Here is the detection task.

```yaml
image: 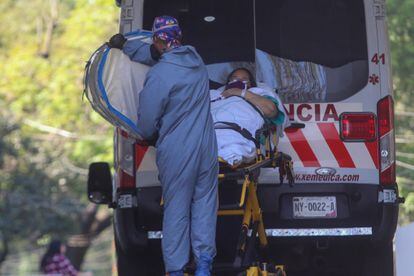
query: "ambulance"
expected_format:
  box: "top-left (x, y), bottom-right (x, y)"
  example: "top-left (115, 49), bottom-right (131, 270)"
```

top-left (87, 0), bottom-right (402, 275)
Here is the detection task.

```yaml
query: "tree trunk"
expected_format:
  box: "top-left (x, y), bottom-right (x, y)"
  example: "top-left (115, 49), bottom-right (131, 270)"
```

top-left (66, 204), bottom-right (112, 270)
top-left (0, 233), bottom-right (9, 269)
top-left (38, 0), bottom-right (58, 58)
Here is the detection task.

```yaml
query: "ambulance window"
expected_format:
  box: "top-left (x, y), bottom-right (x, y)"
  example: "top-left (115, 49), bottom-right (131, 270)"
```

top-left (255, 0), bottom-right (368, 103)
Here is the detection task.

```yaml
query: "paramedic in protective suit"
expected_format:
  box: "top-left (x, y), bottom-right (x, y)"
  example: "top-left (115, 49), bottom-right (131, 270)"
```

top-left (108, 16), bottom-right (218, 276)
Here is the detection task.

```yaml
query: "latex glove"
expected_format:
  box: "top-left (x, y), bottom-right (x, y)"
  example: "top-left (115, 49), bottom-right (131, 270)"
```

top-left (108, 33), bottom-right (127, 49)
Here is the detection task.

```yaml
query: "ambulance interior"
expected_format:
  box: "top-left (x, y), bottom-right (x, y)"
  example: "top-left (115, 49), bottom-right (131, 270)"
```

top-left (141, 0), bottom-right (368, 104)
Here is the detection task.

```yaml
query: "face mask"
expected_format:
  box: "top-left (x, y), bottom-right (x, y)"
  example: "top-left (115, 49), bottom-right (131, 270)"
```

top-left (226, 79), bottom-right (249, 90)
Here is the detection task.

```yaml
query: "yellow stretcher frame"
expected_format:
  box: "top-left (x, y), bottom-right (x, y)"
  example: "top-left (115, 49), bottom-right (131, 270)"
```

top-left (215, 125), bottom-right (293, 276)
top-left (168, 126), bottom-right (293, 275)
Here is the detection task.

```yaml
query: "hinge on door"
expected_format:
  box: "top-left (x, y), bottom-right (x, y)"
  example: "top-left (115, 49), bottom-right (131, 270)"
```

top-left (373, 0), bottom-right (386, 20)
top-left (121, 6), bottom-right (134, 21)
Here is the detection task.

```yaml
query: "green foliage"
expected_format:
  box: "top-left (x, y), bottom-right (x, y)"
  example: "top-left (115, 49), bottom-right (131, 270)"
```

top-left (0, 0), bottom-right (118, 270)
top-left (0, 0), bottom-right (117, 166)
top-left (388, 0), bottom-right (414, 104)
top-left (388, 0), bottom-right (414, 224)
top-left (0, 110), bottom-right (79, 250)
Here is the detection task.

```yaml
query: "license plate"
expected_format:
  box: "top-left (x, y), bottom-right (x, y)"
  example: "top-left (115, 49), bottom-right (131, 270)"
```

top-left (293, 196), bottom-right (337, 218)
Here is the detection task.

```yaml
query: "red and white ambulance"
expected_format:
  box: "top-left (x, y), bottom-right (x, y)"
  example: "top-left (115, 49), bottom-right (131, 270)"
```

top-left (88, 0), bottom-right (402, 275)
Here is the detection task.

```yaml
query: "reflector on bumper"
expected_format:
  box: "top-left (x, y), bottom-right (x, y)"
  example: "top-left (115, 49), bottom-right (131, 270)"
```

top-left (263, 227), bottom-right (372, 237)
top-left (147, 227), bottom-right (372, 239)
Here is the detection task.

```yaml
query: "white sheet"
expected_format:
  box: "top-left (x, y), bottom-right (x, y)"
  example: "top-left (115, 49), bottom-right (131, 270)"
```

top-left (210, 85), bottom-right (288, 165)
top-left (84, 31), bottom-right (152, 140)
top-left (103, 49), bottom-right (149, 128)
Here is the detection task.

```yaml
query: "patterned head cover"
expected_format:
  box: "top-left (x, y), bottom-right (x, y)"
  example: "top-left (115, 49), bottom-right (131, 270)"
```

top-left (152, 16), bottom-right (182, 49)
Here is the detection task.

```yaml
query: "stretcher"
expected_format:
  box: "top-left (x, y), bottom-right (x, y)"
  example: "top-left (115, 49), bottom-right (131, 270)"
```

top-left (212, 123), bottom-right (294, 276)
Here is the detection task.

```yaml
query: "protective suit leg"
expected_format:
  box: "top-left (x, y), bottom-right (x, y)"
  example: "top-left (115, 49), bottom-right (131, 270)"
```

top-left (158, 149), bottom-right (198, 273)
top-left (191, 156), bottom-right (219, 275)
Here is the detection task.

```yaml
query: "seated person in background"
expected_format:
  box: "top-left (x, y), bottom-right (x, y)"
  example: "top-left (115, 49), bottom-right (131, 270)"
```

top-left (210, 68), bottom-right (288, 166)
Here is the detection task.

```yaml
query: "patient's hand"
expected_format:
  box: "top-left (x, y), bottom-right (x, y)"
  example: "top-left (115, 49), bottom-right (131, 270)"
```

top-left (221, 88), bottom-right (242, 98)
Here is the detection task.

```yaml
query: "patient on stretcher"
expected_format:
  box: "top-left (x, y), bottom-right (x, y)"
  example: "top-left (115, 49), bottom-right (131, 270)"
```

top-left (210, 68), bottom-right (288, 166)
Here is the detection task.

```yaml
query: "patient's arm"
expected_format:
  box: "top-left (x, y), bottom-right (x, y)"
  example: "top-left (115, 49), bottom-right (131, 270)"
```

top-left (221, 88), bottom-right (278, 118)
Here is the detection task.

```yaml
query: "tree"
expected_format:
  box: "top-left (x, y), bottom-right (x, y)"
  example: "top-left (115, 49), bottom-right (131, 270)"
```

top-left (0, 0), bottom-right (118, 271)
top-left (0, 108), bottom-right (80, 268)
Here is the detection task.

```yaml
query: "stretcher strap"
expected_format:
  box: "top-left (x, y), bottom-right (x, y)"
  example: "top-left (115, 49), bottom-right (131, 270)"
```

top-left (214, 121), bottom-right (260, 148)
top-left (234, 95), bottom-right (267, 122)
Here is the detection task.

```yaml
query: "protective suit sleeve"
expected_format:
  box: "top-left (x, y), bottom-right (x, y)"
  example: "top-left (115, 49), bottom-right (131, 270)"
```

top-left (123, 39), bottom-right (157, 66)
top-left (136, 72), bottom-right (170, 140)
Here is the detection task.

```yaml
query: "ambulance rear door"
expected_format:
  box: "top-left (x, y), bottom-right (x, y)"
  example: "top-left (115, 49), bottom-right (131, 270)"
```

top-left (256, 0), bottom-right (384, 186)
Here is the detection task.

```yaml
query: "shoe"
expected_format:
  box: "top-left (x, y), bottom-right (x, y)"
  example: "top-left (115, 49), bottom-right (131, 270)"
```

top-left (195, 254), bottom-right (212, 276)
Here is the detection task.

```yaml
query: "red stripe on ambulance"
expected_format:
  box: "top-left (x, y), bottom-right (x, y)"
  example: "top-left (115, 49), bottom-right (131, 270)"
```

top-left (317, 123), bottom-right (356, 168)
top-left (281, 103), bottom-right (378, 170)
top-left (364, 141), bottom-right (379, 169)
top-left (135, 144), bottom-right (149, 170)
top-left (285, 129), bottom-right (321, 167)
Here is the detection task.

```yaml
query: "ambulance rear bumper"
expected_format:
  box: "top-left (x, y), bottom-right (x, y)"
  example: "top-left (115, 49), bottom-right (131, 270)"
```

top-left (114, 183), bottom-right (399, 251)
top-left (257, 182), bottom-right (399, 243)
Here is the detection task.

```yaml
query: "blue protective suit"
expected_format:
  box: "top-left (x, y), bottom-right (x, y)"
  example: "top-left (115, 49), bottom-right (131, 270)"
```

top-left (123, 39), bottom-right (219, 273)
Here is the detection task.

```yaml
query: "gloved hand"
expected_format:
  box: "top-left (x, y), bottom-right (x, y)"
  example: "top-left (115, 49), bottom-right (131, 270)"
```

top-left (108, 33), bottom-right (127, 49)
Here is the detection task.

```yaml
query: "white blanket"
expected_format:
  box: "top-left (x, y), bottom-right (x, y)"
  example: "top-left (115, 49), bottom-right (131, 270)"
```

top-left (210, 85), bottom-right (288, 165)
top-left (84, 31), bottom-right (152, 140)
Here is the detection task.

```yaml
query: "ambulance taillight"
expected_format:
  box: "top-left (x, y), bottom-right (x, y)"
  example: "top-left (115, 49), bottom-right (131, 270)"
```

top-left (377, 96), bottom-right (396, 186)
top-left (117, 129), bottom-right (135, 189)
top-left (340, 113), bottom-right (376, 141)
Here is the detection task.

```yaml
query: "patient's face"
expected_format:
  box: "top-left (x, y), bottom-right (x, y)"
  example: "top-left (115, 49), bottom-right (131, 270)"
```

top-left (229, 70), bottom-right (251, 88)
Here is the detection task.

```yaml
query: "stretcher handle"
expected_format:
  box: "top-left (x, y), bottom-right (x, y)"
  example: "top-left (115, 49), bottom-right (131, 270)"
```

top-left (219, 203), bottom-right (243, 210)
top-left (218, 171), bottom-right (246, 180)
top-left (285, 122), bottom-right (305, 130)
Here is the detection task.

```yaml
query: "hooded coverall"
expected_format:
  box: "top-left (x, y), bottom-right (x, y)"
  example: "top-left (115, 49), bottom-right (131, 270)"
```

top-left (123, 39), bottom-right (219, 272)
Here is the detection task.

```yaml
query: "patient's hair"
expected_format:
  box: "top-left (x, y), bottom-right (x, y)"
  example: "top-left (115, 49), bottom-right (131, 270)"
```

top-left (227, 68), bottom-right (257, 87)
